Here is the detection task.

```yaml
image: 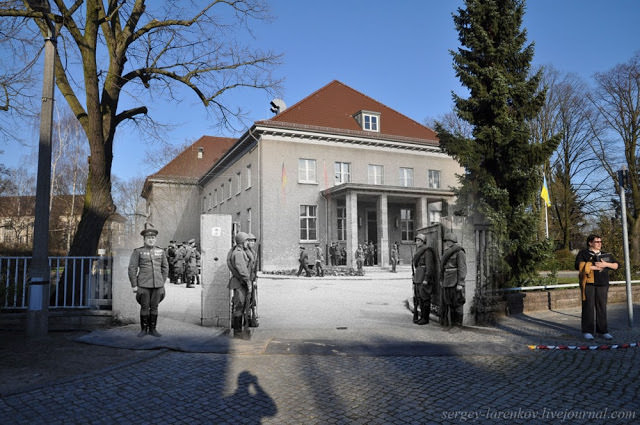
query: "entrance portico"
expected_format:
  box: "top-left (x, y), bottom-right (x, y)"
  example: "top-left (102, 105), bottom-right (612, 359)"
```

top-left (322, 183), bottom-right (456, 268)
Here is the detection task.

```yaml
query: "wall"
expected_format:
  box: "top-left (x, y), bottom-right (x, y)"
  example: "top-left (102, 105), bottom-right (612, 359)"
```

top-left (147, 182), bottom-right (201, 247)
top-left (503, 285), bottom-right (640, 315)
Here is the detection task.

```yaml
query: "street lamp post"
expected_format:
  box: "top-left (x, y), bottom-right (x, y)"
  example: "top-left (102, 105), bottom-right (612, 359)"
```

top-left (26, 0), bottom-right (56, 338)
top-left (618, 167), bottom-right (633, 328)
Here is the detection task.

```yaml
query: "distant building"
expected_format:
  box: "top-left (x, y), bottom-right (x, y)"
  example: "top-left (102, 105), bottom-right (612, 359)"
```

top-left (141, 135), bottom-right (236, 245)
top-left (141, 81), bottom-right (463, 269)
top-left (199, 80), bottom-right (464, 270)
top-left (0, 194), bottom-right (125, 255)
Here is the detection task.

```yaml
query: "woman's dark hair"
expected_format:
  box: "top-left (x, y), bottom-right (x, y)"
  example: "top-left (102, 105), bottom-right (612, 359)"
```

top-left (586, 234), bottom-right (601, 245)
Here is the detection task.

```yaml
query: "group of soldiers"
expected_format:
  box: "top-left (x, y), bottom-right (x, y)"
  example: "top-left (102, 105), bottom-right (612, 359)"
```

top-left (166, 239), bottom-right (201, 288)
top-left (127, 222), bottom-right (466, 339)
top-left (411, 232), bottom-right (467, 328)
top-left (227, 232), bottom-right (260, 338)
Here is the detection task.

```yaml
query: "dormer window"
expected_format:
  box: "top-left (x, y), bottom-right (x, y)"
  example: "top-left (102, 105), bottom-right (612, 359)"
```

top-left (354, 110), bottom-right (381, 132)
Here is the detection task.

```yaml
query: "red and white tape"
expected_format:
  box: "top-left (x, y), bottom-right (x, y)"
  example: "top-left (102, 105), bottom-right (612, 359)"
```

top-left (528, 342), bottom-right (640, 350)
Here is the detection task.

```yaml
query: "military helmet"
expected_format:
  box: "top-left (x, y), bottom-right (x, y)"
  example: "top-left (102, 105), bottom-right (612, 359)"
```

top-left (415, 233), bottom-right (427, 243)
top-left (235, 232), bottom-right (250, 245)
top-left (247, 233), bottom-right (257, 241)
top-left (443, 232), bottom-right (458, 243)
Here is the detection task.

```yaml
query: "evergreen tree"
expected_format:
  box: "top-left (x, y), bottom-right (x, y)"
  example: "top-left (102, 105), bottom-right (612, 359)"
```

top-left (435, 0), bottom-right (560, 286)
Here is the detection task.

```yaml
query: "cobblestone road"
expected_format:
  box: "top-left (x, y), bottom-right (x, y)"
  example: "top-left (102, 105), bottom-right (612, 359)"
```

top-left (1, 346), bottom-right (639, 424)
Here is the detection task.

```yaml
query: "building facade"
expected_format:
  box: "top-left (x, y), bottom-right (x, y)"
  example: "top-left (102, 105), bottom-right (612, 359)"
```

top-left (142, 136), bottom-right (236, 247)
top-left (199, 81), bottom-right (464, 270)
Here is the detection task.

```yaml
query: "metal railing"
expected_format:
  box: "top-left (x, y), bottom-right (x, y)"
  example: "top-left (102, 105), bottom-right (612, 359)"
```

top-left (498, 280), bottom-right (640, 292)
top-left (0, 256), bottom-right (112, 310)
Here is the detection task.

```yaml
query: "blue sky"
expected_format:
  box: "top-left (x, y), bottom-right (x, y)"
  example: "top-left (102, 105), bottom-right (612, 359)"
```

top-left (2, 0), bottom-right (639, 182)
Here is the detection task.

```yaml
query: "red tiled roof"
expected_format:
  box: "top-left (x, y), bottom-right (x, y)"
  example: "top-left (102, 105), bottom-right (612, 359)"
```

top-left (148, 135), bottom-right (236, 180)
top-left (260, 80), bottom-right (438, 142)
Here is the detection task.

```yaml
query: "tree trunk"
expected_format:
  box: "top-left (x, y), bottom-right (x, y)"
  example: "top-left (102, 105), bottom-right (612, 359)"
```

top-left (67, 138), bottom-right (115, 256)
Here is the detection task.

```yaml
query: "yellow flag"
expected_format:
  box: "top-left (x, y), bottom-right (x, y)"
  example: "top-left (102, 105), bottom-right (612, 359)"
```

top-left (541, 175), bottom-right (551, 207)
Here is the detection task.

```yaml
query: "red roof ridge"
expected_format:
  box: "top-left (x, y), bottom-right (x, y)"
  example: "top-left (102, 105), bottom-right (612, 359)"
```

top-left (264, 80), bottom-right (438, 142)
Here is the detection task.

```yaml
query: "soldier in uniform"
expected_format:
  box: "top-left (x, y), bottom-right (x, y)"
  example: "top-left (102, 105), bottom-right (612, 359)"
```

top-left (296, 246), bottom-right (311, 277)
top-left (355, 244), bottom-right (364, 273)
top-left (227, 232), bottom-right (253, 337)
top-left (329, 242), bottom-right (337, 266)
top-left (440, 232), bottom-right (467, 328)
top-left (173, 242), bottom-right (186, 284)
top-left (314, 243), bottom-right (325, 277)
top-left (166, 241), bottom-right (177, 283)
top-left (246, 233), bottom-right (259, 327)
top-left (184, 238), bottom-right (200, 288)
top-left (390, 241), bottom-right (399, 273)
top-left (412, 233), bottom-right (438, 325)
top-left (128, 223), bottom-right (168, 337)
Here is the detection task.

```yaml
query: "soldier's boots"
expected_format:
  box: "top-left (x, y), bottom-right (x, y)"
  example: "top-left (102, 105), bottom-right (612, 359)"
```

top-left (138, 314), bottom-right (149, 337)
top-left (417, 301), bottom-right (430, 325)
top-left (148, 314), bottom-right (161, 337)
top-left (412, 298), bottom-right (420, 324)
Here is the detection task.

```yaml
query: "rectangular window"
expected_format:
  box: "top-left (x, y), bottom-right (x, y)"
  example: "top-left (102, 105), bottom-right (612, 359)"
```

top-left (337, 206), bottom-right (346, 241)
top-left (202, 196), bottom-right (207, 213)
top-left (363, 113), bottom-right (379, 132)
top-left (429, 201), bottom-right (443, 224)
top-left (368, 164), bottom-right (384, 185)
top-left (236, 172), bottom-right (242, 195)
top-left (298, 159), bottom-right (317, 183)
top-left (247, 208), bottom-right (252, 234)
top-left (213, 189), bottom-right (218, 207)
top-left (246, 164), bottom-right (252, 189)
top-left (428, 169), bottom-right (441, 189)
top-left (400, 208), bottom-right (414, 241)
top-left (399, 167), bottom-right (414, 187)
top-left (220, 185), bottom-right (224, 204)
top-left (228, 178), bottom-right (232, 200)
top-left (299, 205), bottom-right (317, 241)
top-left (334, 162), bottom-right (351, 185)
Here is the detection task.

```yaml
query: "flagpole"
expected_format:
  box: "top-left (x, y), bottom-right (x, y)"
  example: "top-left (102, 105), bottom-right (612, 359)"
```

top-left (544, 203), bottom-right (549, 239)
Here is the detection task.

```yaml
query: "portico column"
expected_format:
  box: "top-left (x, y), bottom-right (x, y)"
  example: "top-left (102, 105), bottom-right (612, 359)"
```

top-left (346, 191), bottom-right (358, 267)
top-left (377, 194), bottom-right (389, 267)
top-left (416, 196), bottom-right (429, 230)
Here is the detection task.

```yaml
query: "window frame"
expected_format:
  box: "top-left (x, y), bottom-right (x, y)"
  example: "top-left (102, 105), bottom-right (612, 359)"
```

top-left (299, 204), bottom-right (318, 242)
top-left (399, 167), bottom-right (414, 187)
top-left (336, 206), bottom-right (346, 241)
top-left (368, 164), bottom-right (384, 185)
top-left (400, 208), bottom-right (414, 242)
top-left (334, 162), bottom-right (351, 185)
top-left (428, 169), bottom-right (441, 189)
top-left (298, 158), bottom-right (317, 184)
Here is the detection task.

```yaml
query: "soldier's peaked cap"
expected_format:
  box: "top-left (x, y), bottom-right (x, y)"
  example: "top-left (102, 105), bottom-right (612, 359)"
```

top-left (140, 222), bottom-right (158, 237)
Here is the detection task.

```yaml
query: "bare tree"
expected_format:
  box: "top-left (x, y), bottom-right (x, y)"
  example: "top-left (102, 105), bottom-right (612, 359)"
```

top-left (0, 157), bottom-right (16, 194)
top-left (428, 111), bottom-right (474, 140)
top-left (588, 52), bottom-right (640, 265)
top-left (112, 174), bottom-right (145, 236)
top-left (531, 67), bottom-right (602, 249)
top-left (0, 13), bottom-right (39, 142)
top-left (0, 0), bottom-right (281, 256)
